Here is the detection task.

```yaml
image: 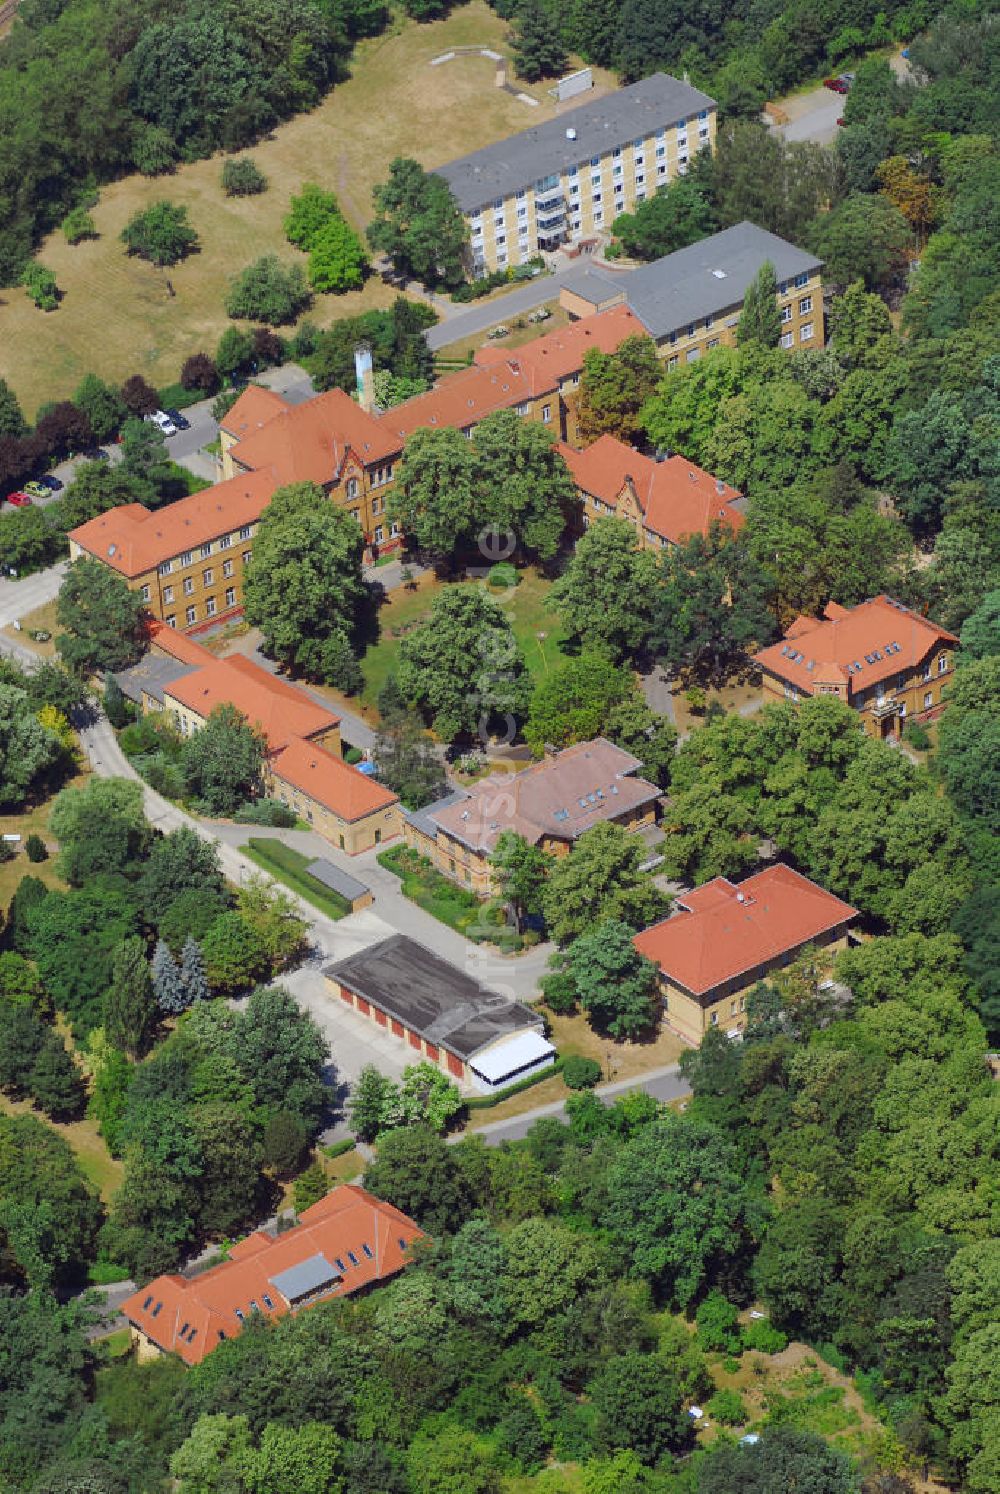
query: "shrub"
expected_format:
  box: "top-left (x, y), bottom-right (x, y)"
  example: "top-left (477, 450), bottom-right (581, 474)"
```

top-left (344, 746), bottom-right (364, 765)
top-left (903, 721), bottom-right (931, 750)
top-left (563, 1055), bottom-right (602, 1090)
top-left (225, 256), bottom-right (311, 325)
top-left (24, 835), bottom-right (47, 863)
top-left (21, 262), bottom-right (59, 311)
top-left (0, 840), bottom-right (15, 863)
top-left (121, 201), bottom-right (198, 267)
top-left (62, 207), bottom-right (97, 244)
top-left (232, 798), bottom-right (297, 827)
top-left (541, 970), bottom-right (578, 1014)
top-left (487, 561), bottom-right (519, 589)
top-left (222, 157), bottom-right (268, 197)
top-left (697, 1290), bottom-right (742, 1353)
top-left (742, 1319), bottom-right (788, 1354)
top-left (708, 1388), bottom-right (748, 1425)
top-left (180, 353), bottom-right (220, 394)
top-left (308, 216), bottom-right (368, 294)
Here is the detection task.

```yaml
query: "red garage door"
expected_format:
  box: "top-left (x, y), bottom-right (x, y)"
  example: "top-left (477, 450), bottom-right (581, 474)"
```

top-left (446, 1052), bottom-right (463, 1078)
top-left (391, 1019), bottom-right (404, 1037)
top-left (339, 985), bottom-right (353, 1004)
top-left (356, 997), bottom-right (370, 1015)
top-left (374, 1008), bottom-right (387, 1027)
top-left (408, 1030), bottom-right (422, 1050)
top-left (425, 1043), bottom-right (439, 1061)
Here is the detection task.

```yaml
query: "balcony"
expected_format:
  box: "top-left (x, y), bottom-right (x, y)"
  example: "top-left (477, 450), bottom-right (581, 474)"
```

top-left (534, 184), bottom-right (564, 212)
top-left (536, 207), bottom-right (566, 234)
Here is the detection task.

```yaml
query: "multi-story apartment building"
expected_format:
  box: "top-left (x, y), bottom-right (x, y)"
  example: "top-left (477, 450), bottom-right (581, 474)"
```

top-left (434, 73), bottom-right (717, 276)
top-left (754, 596), bottom-right (960, 739)
top-left (404, 738), bottom-right (661, 895)
top-left (560, 223), bottom-right (824, 362)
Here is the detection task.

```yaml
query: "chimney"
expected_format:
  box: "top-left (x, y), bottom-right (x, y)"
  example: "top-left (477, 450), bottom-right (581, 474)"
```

top-left (354, 343), bottom-right (374, 413)
top-left (716, 478), bottom-right (726, 495)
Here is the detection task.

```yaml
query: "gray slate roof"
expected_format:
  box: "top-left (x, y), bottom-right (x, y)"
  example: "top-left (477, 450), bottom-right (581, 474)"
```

top-left (305, 858), bottom-right (369, 904)
top-left (114, 655), bottom-right (195, 705)
top-left (403, 789), bottom-right (469, 842)
top-left (269, 1253), bottom-right (338, 1302)
top-left (324, 934), bottom-right (542, 1060)
top-left (434, 73), bottom-right (716, 213)
top-left (610, 222), bottom-right (823, 340)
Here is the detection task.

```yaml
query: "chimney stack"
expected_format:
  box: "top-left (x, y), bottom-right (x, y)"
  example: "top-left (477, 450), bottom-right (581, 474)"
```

top-left (354, 343), bottom-right (374, 413)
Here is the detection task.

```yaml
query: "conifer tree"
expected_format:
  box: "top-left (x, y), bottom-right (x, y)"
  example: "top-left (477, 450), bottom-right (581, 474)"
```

top-left (737, 259), bottom-right (782, 348)
top-left (152, 938), bottom-right (187, 1015)
top-left (104, 937), bottom-right (156, 1058)
top-left (179, 935), bottom-right (209, 1006)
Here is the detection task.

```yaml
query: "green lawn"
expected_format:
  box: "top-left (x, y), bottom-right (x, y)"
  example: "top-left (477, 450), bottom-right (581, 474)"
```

top-left (244, 838), bottom-right (351, 921)
top-left (360, 567), bottom-right (570, 712)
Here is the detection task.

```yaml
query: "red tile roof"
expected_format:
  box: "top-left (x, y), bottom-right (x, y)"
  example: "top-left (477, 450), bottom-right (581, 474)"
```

top-left (148, 619), bottom-right (216, 667)
top-left (219, 385), bottom-right (291, 442)
top-left (429, 737), bottom-right (659, 854)
top-left (558, 434), bottom-right (745, 545)
top-left (228, 388), bottom-right (400, 486)
top-left (270, 736), bottom-right (399, 823)
top-left (474, 304), bottom-right (646, 388)
top-left (121, 1185), bottom-right (423, 1366)
top-left (68, 471), bottom-right (276, 579)
top-left (163, 656), bottom-right (340, 753)
top-left (634, 863), bottom-right (858, 998)
top-left (753, 597), bottom-right (959, 700)
top-left (228, 308), bottom-right (647, 480)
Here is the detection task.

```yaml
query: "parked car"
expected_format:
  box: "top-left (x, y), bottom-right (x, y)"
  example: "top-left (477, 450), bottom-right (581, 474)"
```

top-left (836, 117), bottom-right (846, 127)
top-left (6, 491), bottom-right (32, 507)
top-left (147, 409), bottom-right (178, 436)
top-left (823, 76), bottom-right (850, 94)
top-left (23, 481), bottom-right (51, 500)
top-left (164, 407), bottom-right (190, 431)
top-left (36, 473), bottom-right (63, 492)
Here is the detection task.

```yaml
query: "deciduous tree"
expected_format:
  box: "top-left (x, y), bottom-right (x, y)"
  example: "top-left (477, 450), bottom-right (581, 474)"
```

top-left (368, 158), bottom-right (468, 290)
top-left (550, 518), bottom-right (660, 664)
top-left (181, 704), bottom-right (266, 816)
top-left (542, 823), bottom-right (667, 945)
top-left (104, 936), bottom-right (156, 1059)
top-left (56, 558), bottom-right (147, 675)
top-left (563, 919), bottom-right (660, 1038)
top-left (577, 336), bottom-right (661, 445)
top-left (121, 201), bottom-right (199, 266)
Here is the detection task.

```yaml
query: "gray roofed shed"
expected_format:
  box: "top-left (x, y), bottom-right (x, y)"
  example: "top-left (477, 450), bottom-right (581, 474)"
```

top-left (434, 73), bottom-right (716, 213)
top-left (611, 222), bottom-right (823, 340)
top-left (305, 859), bottom-right (370, 904)
top-left (324, 934), bottom-right (543, 1061)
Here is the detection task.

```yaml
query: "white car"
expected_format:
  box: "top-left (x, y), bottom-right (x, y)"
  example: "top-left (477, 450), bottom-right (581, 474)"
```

top-left (148, 409), bottom-right (178, 437)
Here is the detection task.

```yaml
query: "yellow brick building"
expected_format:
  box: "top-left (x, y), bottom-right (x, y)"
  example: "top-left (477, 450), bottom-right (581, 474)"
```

top-left (559, 222), bottom-right (824, 363)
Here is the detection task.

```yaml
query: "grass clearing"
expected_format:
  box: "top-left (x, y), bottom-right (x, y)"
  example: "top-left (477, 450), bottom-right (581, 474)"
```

top-left (360, 566), bottom-right (568, 711)
top-left (0, 766), bottom-right (90, 906)
top-left (545, 1009), bottom-right (687, 1081)
top-left (0, 1091), bottom-right (124, 1204)
top-left (670, 675), bottom-right (764, 736)
top-left (244, 837), bottom-right (351, 920)
top-left (2, 597), bottom-right (59, 659)
top-left (0, 3), bottom-right (603, 416)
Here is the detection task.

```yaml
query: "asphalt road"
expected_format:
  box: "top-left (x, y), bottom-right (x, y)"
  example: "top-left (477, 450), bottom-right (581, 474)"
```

top-left (457, 1061), bottom-right (692, 1146)
top-left (773, 50), bottom-right (914, 147)
top-left (424, 260), bottom-right (620, 351)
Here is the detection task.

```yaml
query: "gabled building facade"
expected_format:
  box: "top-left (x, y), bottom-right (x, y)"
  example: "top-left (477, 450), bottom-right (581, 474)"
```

top-left (558, 433), bottom-right (746, 551)
top-left (753, 597), bottom-right (959, 739)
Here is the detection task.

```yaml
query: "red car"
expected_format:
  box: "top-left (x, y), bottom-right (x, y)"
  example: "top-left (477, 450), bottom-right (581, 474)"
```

top-left (823, 77), bottom-right (849, 94)
top-left (6, 491), bottom-right (32, 507)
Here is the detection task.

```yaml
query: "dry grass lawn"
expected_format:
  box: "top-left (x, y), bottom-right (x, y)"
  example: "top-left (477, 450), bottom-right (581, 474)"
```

top-left (0, 3), bottom-right (608, 415)
top-left (435, 302), bottom-right (570, 367)
top-left (547, 1009), bottom-right (687, 1079)
top-left (1, 597), bottom-right (59, 659)
top-left (0, 1091), bottom-right (124, 1203)
top-left (0, 765), bottom-right (89, 906)
top-left (671, 676), bottom-right (765, 735)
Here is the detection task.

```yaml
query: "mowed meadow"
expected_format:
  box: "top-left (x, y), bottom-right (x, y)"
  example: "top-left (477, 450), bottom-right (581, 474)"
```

top-left (0, 3), bottom-right (611, 416)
